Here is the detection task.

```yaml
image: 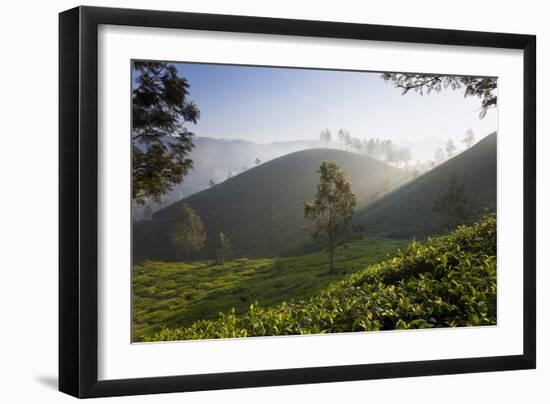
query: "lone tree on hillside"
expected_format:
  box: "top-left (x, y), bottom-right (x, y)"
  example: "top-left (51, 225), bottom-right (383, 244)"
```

top-left (209, 179), bottom-right (216, 187)
top-left (170, 204), bottom-right (206, 258)
top-left (446, 139), bottom-right (457, 157)
top-left (132, 61), bottom-right (200, 204)
top-left (304, 161), bottom-right (357, 273)
top-left (462, 128), bottom-right (476, 149)
top-left (381, 73), bottom-right (497, 118)
top-left (255, 157), bottom-right (261, 165)
top-left (216, 232), bottom-right (232, 265)
top-left (433, 174), bottom-right (470, 230)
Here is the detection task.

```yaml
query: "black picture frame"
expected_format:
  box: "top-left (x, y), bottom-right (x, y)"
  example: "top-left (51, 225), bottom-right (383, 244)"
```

top-left (59, 6), bottom-right (536, 398)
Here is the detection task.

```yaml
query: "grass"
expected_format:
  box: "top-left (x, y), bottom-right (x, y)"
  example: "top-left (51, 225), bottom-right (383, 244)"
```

top-left (134, 148), bottom-right (407, 262)
top-left (355, 133), bottom-right (497, 239)
top-left (145, 215), bottom-right (496, 342)
top-left (132, 237), bottom-right (407, 341)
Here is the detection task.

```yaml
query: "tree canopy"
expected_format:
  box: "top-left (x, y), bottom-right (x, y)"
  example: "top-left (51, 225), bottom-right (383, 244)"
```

top-left (381, 73), bottom-right (497, 118)
top-left (462, 128), bottom-right (476, 149)
top-left (433, 174), bottom-right (470, 230)
top-left (304, 161), bottom-right (356, 273)
top-left (170, 203), bottom-right (206, 258)
top-left (132, 61), bottom-right (200, 204)
top-left (216, 232), bottom-right (232, 265)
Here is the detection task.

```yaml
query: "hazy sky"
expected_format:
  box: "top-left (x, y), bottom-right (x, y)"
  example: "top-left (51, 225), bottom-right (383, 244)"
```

top-left (164, 62), bottom-right (497, 145)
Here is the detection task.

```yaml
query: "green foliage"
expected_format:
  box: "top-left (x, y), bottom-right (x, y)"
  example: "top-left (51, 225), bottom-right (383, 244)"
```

top-left (381, 73), bottom-right (497, 118)
top-left (138, 148), bottom-right (406, 261)
top-left (144, 216), bottom-right (496, 342)
top-left (132, 238), bottom-right (406, 341)
top-left (433, 174), bottom-right (470, 230)
top-left (170, 204), bottom-right (206, 258)
top-left (216, 232), bottom-right (232, 265)
top-left (304, 161), bottom-right (357, 273)
top-left (132, 61), bottom-right (200, 204)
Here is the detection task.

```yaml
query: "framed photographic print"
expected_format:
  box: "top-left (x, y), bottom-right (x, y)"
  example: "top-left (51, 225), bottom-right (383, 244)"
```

top-left (59, 6), bottom-right (536, 398)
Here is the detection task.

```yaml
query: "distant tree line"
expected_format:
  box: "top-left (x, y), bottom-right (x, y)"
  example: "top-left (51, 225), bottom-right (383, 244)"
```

top-left (433, 129), bottom-right (477, 167)
top-left (319, 129), bottom-right (413, 167)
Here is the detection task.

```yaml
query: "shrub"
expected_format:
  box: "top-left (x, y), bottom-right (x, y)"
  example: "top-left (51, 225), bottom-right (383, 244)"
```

top-left (145, 216), bottom-right (496, 341)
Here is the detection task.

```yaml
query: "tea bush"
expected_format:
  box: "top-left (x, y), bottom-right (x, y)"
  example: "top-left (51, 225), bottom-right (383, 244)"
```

top-left (133, 237), bottom-right (406, 340)
top-left (145, 215), bottom-right (496, 341)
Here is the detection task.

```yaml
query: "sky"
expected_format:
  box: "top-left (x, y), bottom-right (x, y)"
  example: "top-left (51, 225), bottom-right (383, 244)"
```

top-left (156, 62), bottom-right (497, 146)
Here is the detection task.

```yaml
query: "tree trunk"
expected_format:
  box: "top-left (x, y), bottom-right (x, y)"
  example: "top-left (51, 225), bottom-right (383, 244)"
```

top-left (329, 241), bottom-right (334, 274)
top-left (328, 227), bottom-right (335, 274)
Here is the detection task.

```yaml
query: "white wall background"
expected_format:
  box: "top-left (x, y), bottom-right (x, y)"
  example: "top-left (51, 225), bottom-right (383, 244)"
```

top-left (0, 0), bottom-right (546, 402)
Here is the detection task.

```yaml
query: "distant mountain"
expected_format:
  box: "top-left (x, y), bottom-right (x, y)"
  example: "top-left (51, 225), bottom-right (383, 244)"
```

top-left (133, 137), bottom-right (321, 220)
top-left (134, 149), bottom-right (405, 261)
top-left (165, 136), bottom-right (323, 195)
top-left (354, 132), bottom-right (497, 239)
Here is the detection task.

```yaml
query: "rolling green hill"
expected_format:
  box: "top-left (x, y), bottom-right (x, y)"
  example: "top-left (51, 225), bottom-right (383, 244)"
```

top-left (133, 237), bottom-right (407, 341)
top-left (354, 132), bottom-right (497, 239)
top-left (135, 149), bottom-right (405, 261)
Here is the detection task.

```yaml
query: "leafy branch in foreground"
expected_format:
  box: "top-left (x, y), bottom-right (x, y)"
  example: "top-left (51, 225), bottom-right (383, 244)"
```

top-left (381, 73), bottom-right (497, 118)
top-left (132, 61), bottom-right (200, 204)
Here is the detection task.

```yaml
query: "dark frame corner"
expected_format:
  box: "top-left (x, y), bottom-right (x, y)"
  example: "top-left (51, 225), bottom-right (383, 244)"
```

top-left (59, 6), bottom-right (536, 398)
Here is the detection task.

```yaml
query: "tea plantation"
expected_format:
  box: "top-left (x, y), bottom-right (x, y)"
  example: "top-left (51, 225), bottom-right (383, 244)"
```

top-left (133, 237), bottom-right (406, 341)
top-left (143, 215), bottom-right (496, 341)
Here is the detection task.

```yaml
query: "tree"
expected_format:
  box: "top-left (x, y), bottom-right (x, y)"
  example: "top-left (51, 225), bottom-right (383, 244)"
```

top-left (255, 157), bottom-right (261, 165)
top-left (227, 171), bottom-right (233, 180)
top-left (209, 179), bottom-right (216, 187)
top-left (320, 129), bottom-right (332, 147)
top-left (170, 204), bottom-right (206, 258)
top-left (132, 61), bottom-right (200, 204)
top-left (433, 174), bottom-right (470, 230)
top-left (381, 73), bottom-right (497, 118)
top-left (216, 232), bottom-right (232, 265)
top-left (344, 131), bottom-right (353, 150)
top-left (381, 140), bottom-right (395, 164)
top-left (462, 128), bottom-right (476, 149)
top-left (337, 129), bottom-right (346, 148)
top-left (352, 137), bottom-right (362, 153)
top-left (445, 139), bottom-right (457, 157)
top-left (304, 162), bottom-right (357, 273)
top-left (434, 147), bottom-right (445, 163)
top-left (366, 138), bottom-right (376, 156)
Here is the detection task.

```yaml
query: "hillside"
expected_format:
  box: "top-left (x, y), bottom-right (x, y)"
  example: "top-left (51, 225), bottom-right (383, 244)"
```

top-left (133, 237), bottom-right (406, 341)
top-left (135, 149), bottom-right (405, 261)
top-left (354, 132), bottom-right (497, 239)
top-left (132, 137), bottom-right (321, 220)
top-left (145, 216), bottom-right (497, 341)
